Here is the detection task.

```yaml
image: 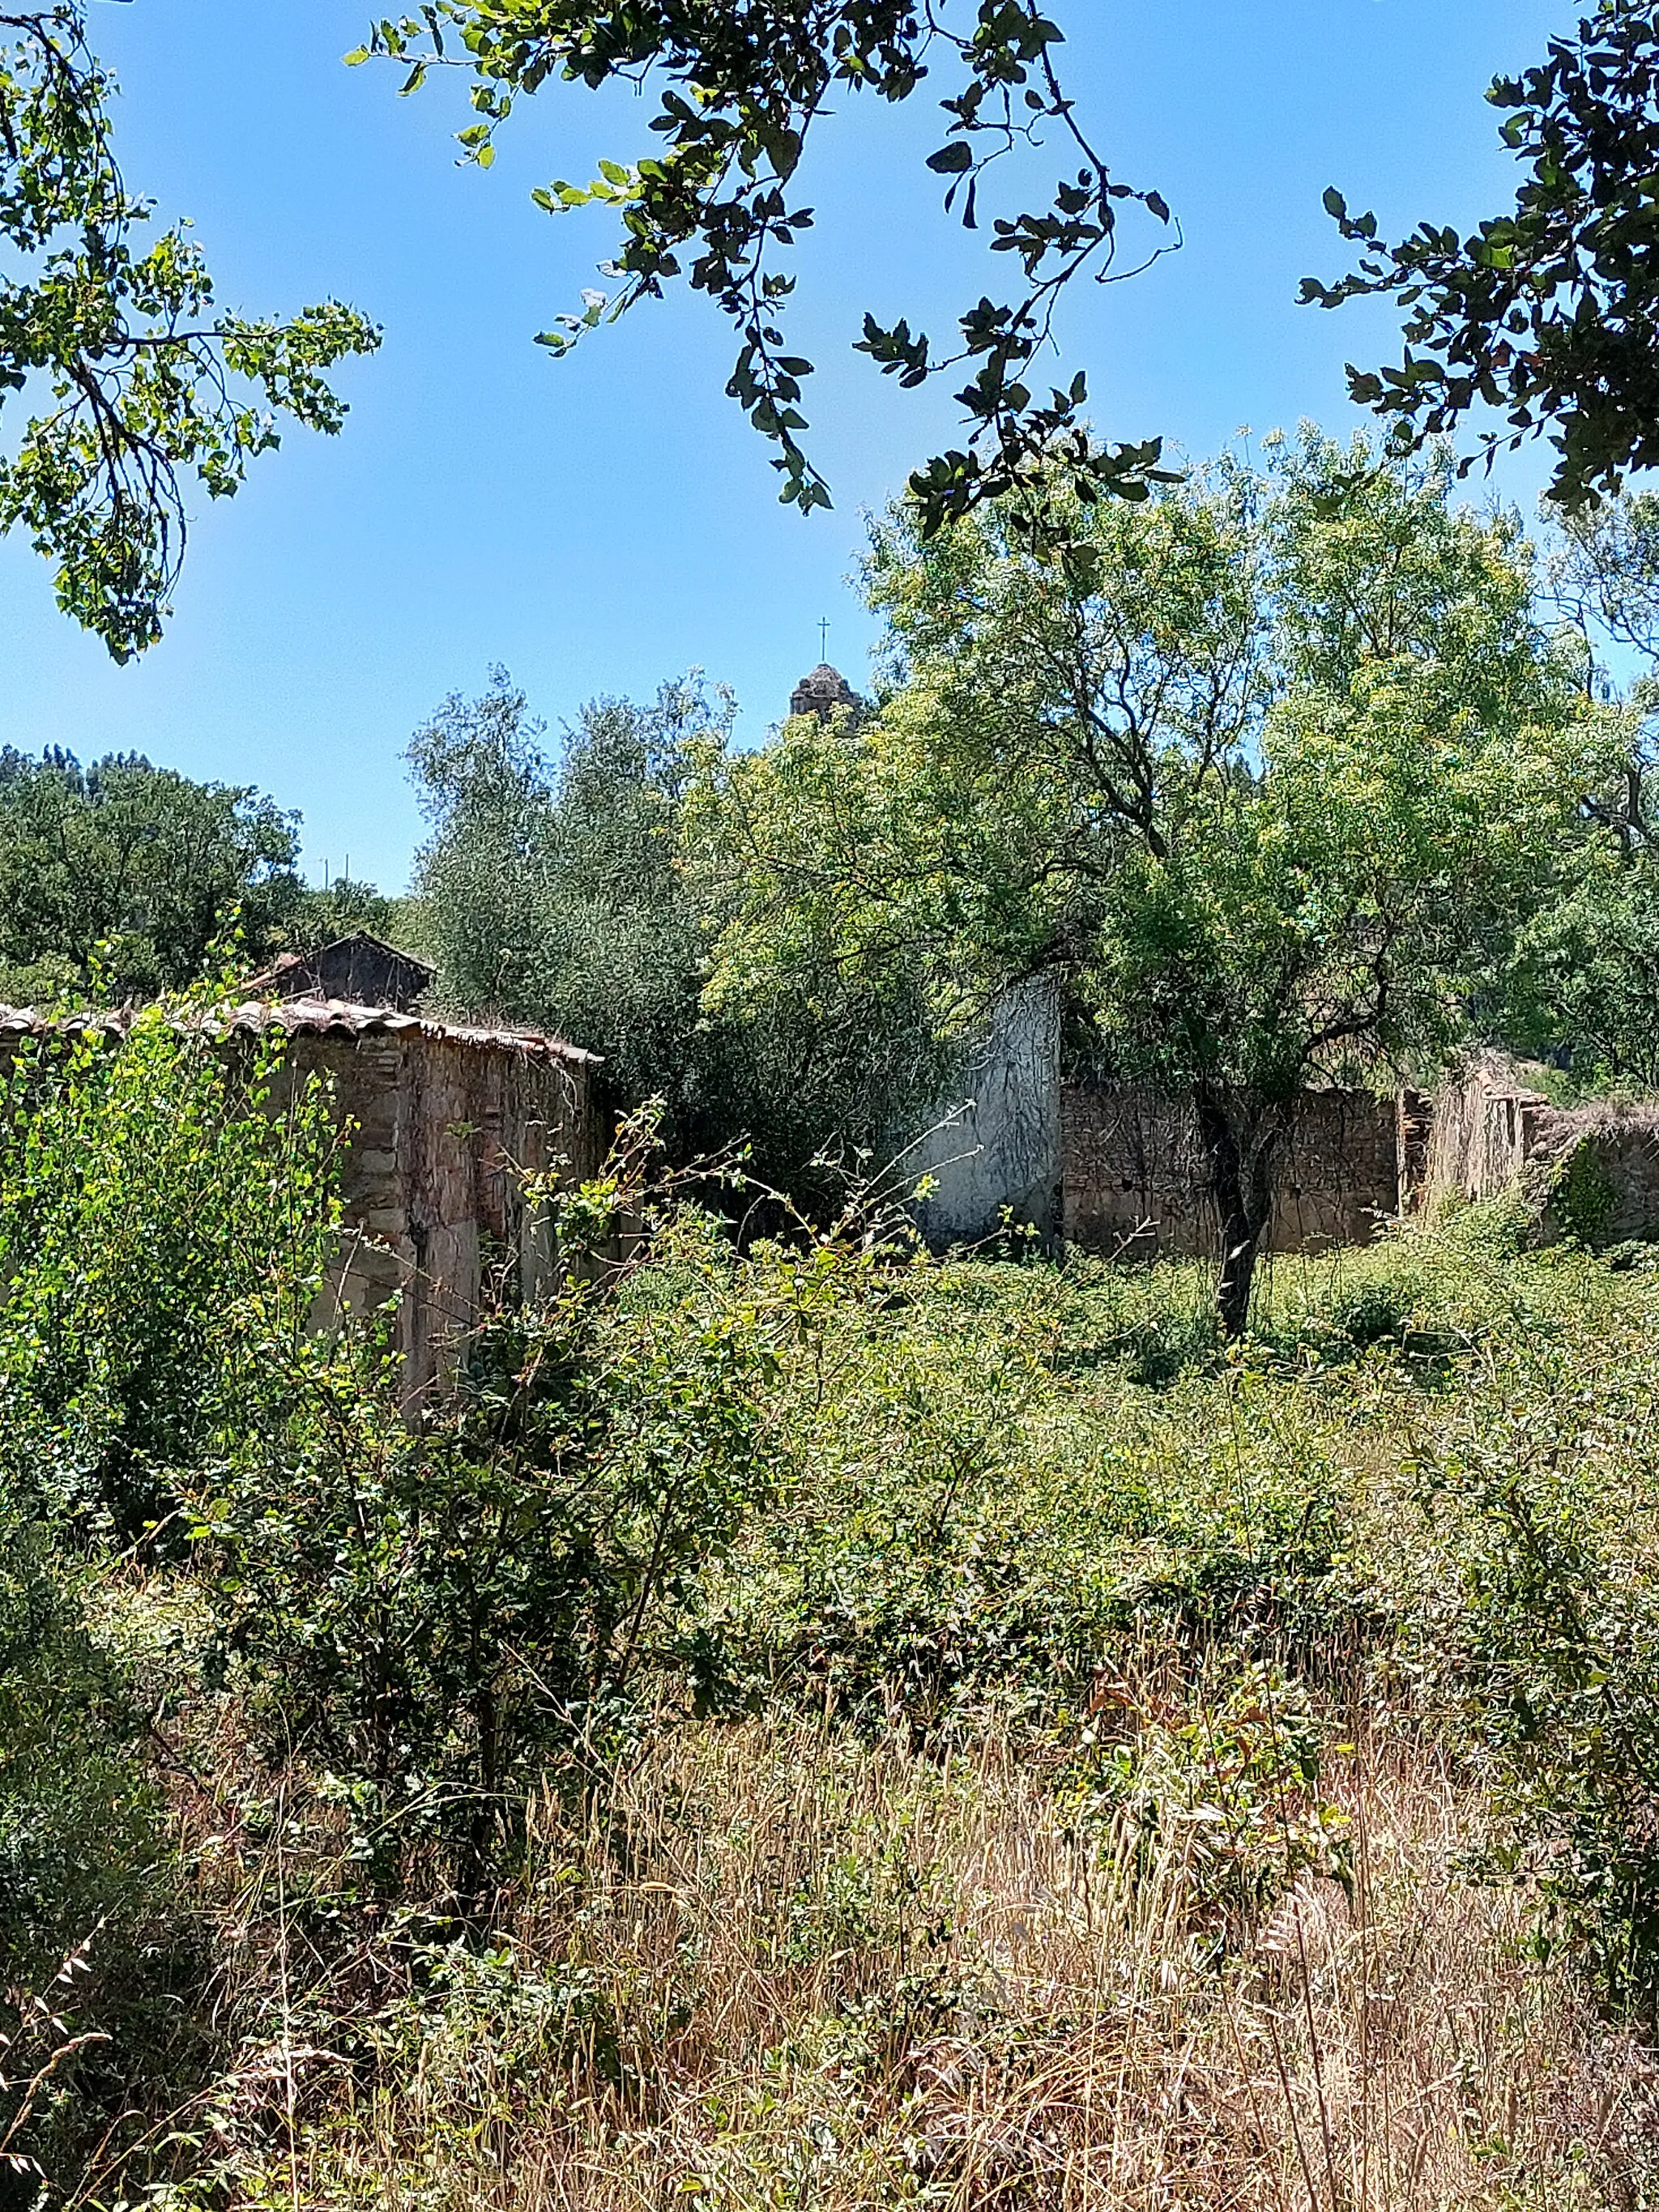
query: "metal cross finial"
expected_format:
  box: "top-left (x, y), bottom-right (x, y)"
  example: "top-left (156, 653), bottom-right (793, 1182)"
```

top-left (818, 616), bottom-right (830, 661)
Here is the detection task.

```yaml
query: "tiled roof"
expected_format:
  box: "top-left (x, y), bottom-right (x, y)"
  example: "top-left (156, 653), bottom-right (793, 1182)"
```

top-left (0, 995), bottom-right (599, 1067)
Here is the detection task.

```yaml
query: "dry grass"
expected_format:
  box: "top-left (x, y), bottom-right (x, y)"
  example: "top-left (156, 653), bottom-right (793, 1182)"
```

top-left (208, 1714), bottom-right (1657, 2212)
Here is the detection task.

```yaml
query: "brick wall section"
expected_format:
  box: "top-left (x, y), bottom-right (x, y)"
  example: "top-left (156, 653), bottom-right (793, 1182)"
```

top-left (1060, 1083), bottom-right (1400, 1259)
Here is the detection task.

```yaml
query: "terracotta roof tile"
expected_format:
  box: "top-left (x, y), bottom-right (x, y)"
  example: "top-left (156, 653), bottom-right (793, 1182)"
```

top-left (0, 997), bottom-right (599, 1067)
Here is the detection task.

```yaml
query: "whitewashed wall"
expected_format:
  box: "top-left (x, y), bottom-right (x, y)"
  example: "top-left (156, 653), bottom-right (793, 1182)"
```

top-left (906, 975), bottom-right (1061, 1248)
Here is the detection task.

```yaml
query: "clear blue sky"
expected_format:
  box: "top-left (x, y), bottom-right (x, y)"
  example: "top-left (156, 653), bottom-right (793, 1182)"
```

top-left (0, 0), bottom-right (1568, 889)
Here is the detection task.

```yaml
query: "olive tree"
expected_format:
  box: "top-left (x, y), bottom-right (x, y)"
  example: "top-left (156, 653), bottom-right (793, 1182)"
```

top-left (407, 669), bottom-right (944, 1193)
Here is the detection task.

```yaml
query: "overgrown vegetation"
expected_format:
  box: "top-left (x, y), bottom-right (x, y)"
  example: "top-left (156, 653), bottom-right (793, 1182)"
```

top-left (5, 1018), bottom-right (1659, 2209)
top-left (405, 669), bottom-right (946, 1187)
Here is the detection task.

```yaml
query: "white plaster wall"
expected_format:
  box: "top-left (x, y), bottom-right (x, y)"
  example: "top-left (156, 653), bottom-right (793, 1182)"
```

top-left (906, 974), bottom-right (1061, 1247)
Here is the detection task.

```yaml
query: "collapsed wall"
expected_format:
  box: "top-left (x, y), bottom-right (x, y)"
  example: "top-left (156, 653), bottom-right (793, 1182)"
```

top-left (1421, 1053), bottom-right (1659, 1249)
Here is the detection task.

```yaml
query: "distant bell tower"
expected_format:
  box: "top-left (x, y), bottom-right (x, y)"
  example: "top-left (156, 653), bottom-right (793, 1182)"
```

top-left (789, 662), bottom-right (858, 721)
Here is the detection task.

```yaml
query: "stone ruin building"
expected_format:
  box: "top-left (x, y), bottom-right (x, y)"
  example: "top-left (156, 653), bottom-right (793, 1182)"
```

top-left (0, 933), bottom-right (606, 1402)
top-left (1418, 1053), bottom-right (1659, 1249)
top-left (911, 987), bottom-right (1659, 1260)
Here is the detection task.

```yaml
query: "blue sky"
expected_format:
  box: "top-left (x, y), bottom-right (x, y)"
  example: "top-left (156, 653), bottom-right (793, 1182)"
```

top-left (0, 0), bottom-right (1568, 888)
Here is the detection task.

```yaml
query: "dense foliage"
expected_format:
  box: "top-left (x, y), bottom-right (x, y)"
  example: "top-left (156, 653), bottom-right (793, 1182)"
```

top-left (5, 1034), bottom-right (1659, 2203)
top-left (1491, 488), bottom-right (1659, 1087)
top-left (407, 668), bottom-right (946, 1189)
top-left (702, 433), bottom-right (1595, 1327)
top-left (0, 998), bottom-right (340, 1541)
top-left (0, 748), bottom-right (410, 1008)
top-left (0, 749), bottom-right (305, 1004)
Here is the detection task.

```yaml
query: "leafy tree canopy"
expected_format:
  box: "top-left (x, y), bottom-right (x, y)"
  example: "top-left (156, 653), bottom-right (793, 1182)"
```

top-left (407, 668), bottom-right (945, 1190)
top-left (1497, 488), bottom-right (1659, 1088)
top-left (0, 5), bottom-right (379, 658)
top-left (702, 432), bottom-right (1597, 1327)
top-left (1305, 1), bottom-right (1659, 513)
top-left (0, 747), bottom-right (306, 1003)
top-left (352, 0), bottom-right (1177, 550)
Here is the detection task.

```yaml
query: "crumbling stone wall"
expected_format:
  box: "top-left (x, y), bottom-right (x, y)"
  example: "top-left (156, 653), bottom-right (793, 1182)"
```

top-left (0, 1004), bottom-right (606, 1404)
top-left (1060, 1083), bottom-right (1401, 1258)
top-left (271, 1029), bottom-right (603, 1400)
top-left (1422, 1055), bottom-right (1659, 1248)
top-left (1419, 1054), bottom-right (1551, 1210)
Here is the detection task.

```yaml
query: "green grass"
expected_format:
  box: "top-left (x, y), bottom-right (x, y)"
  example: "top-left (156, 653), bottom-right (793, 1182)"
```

top-left (14, 1204), bottom-right (1659, 2210)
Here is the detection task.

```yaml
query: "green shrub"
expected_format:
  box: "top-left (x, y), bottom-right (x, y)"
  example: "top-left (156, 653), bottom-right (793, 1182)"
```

top-left (186, 1125), bottom-right (896, 1906)
top-left (1410, 1432), bottom-right (1659, 2023)
top-left (0, 998), bottom-right (340, 1544)
top-left (1552, 1138), bottom-right (1618, 1247)
top-left (0, 1497), bottom-right (188, 2209)
top-left (1064, 1655), bottom-right (1350, 1948)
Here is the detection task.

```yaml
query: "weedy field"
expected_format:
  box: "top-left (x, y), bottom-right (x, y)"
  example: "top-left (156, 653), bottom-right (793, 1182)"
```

top-left (6, 1034), bottom-right (1659, 2212)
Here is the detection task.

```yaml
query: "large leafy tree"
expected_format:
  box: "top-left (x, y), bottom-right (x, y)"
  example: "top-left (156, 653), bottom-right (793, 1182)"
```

top-left (704, 434), bottom-right (1591, 1332)
top-left (0, 748), bottom-right (305, 1002)
top-left (406, 669), bottom-right (941, 1190)
top-left (1305, 1), bottom-right (1659, 512)
top-left (0, 5), bottom-right (378, 658)
top-left (353, 0), bottom-right (1177, 548)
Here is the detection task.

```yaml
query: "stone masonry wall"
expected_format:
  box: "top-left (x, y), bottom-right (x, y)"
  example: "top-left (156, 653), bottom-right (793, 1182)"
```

top-left (1422, 1055), bottom-right (1659, 1248)
top-left (1060, 1083), bottom-right (1400, 1259)
top-left (274, 1031), bottom-right (604, 1400)
top-left (0, 1013), bottom-right (606, 1406)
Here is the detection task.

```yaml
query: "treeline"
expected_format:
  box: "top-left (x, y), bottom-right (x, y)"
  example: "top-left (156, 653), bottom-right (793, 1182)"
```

top-left (9, 431), bottom-right (1659, 1316)
top-left (0, 748), bottom-right (400, 1005)
top-left (404, 431), bottom-right (1659, 1321)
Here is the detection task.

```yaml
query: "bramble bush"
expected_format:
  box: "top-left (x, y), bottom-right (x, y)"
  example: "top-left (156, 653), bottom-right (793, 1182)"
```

top-left (185, 1110), bottom-right (923, 1911)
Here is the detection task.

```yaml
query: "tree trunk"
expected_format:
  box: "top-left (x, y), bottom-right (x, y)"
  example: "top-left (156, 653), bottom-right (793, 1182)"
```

top-left (1195, 1093), bottom-right (1285, 1338)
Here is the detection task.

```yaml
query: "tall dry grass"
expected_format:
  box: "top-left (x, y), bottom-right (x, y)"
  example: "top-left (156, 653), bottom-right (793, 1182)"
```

top-left (203, 1713), bottom-right (1657, 2212)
